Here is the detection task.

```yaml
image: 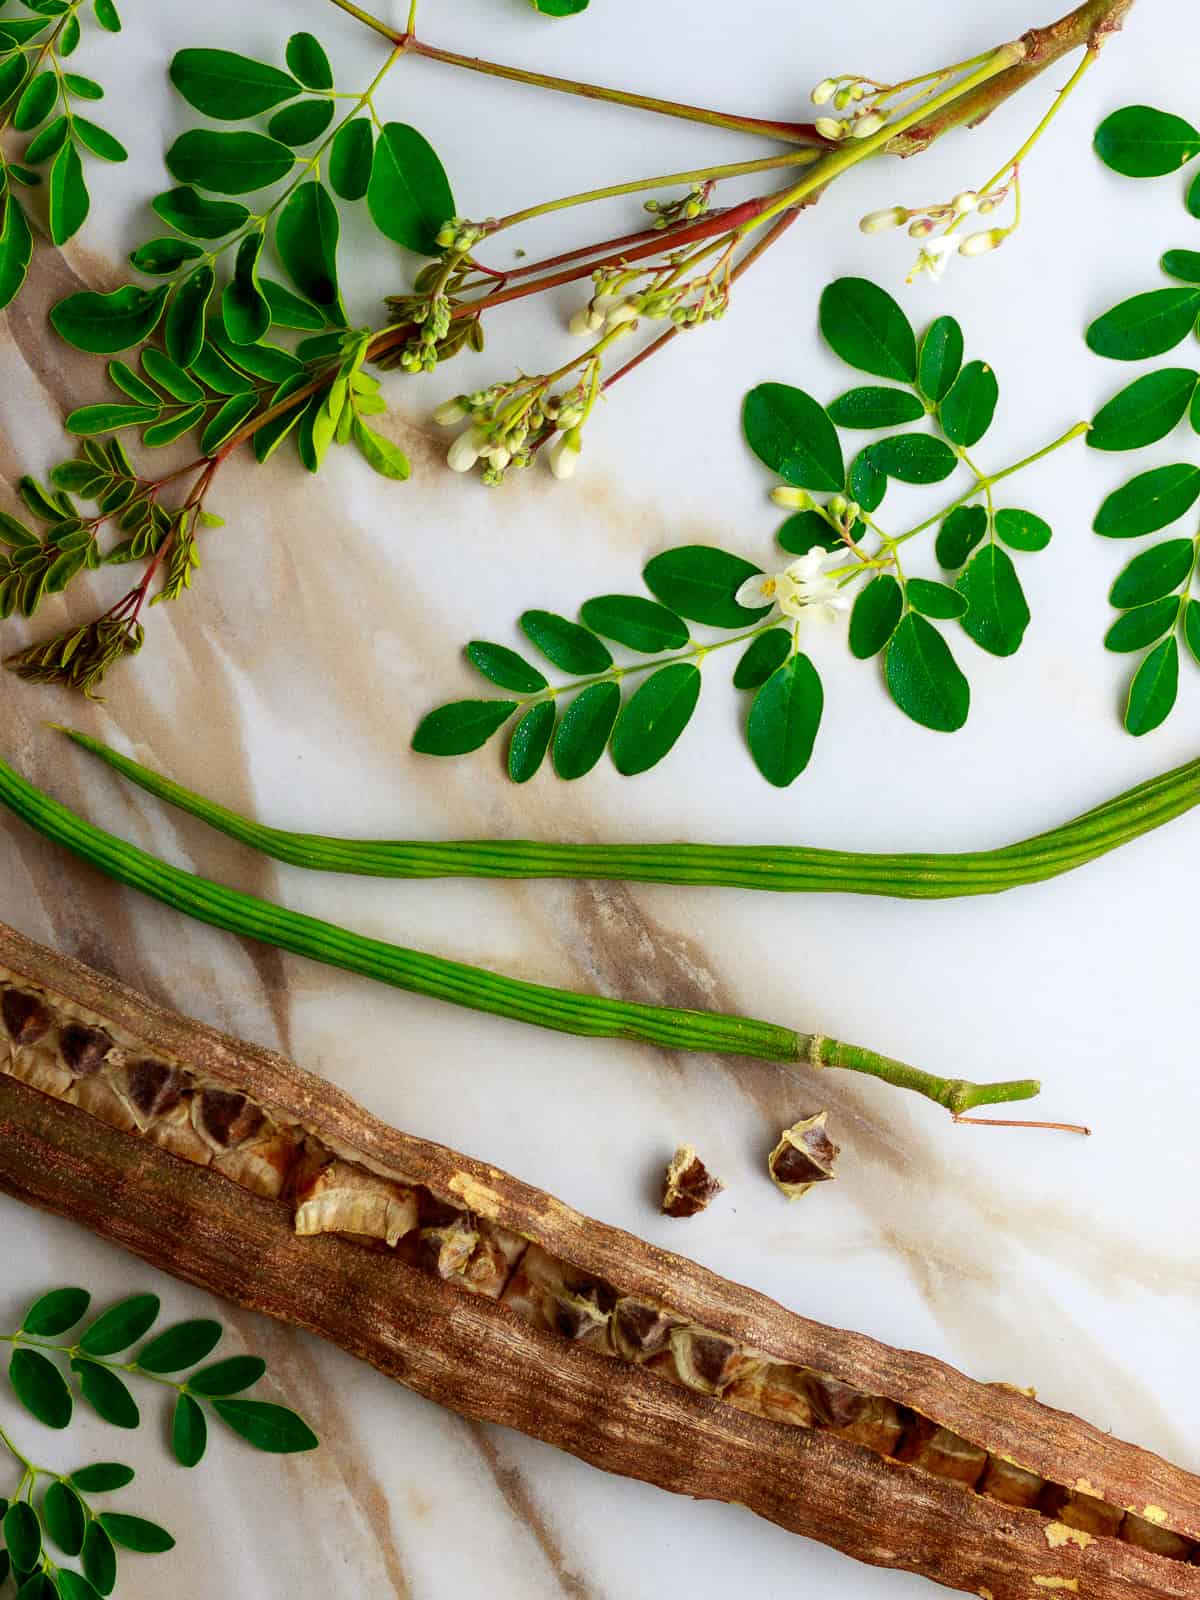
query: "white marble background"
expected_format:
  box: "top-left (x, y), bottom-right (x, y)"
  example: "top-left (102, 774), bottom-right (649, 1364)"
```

top-left (1, 0), bottom-right (1197, 1595)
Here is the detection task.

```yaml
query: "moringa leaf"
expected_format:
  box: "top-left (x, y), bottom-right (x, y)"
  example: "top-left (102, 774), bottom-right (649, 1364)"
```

top-left (285, 33), bottom-right (333, 90)
top-left (867, 432), bottom-right (957, 484)
top-left (956, 544), bottom-right (1030, 657)
top-left (826, 386), bottom-right (924, 430)
top-left (259, 276), bottom-right (326, 329)
top-left (0, 191), bottom-right (34, 312)
top-left (221, 231), bottom-right (270, 345)
top-left (3, 1501), bottom-right (41, 1572)
top-left (151, 186), bottom-right (249, 239)
top-left (520, 609), bottom-right (612, 674)
top-left (352, 420), bottom-right (410, 481)
top-left (275, 180), bottom-right (344, 320)
top-left (1125, 634), bottom-right (1179, 735)
top-left (413, 699), bottom-right (518, 756)
top-left (169, 48), bottom-right (300, 119)
top-left (165, 264), bottom-right (215, 367)
top-left (78, 1293), bottom-right (160, 1357)
top-left (1162, 249), bottom-right (1200, 284)
top-left (466, 640), bottom-right (547, 693)
top-left (1089, 368), bottom-right (1198, 451)
top-left (13, 69), bottom-right (57, 132)
top-left (199, 391), bottom-right (259, 453)
top-left (210, 1398), bottom-right (319, 1454)
top-left (746, 652), bottom-right (823, 788)
top-left (129, 236), bottom-right (205, 275)
top-left (848, 572), bottom-right (902, 658)
top-left (935, 504), bottom-right (987, 569)
top-left (166, 129), bottom-right (294, 196)
top-left (66, 402), bottom-right (161, 435)
top-left (552, 681), bottom-right (619, 779)
top-left (1109, 538), bottom-right (1195, 608)
top-left (610, 663), bottom-right (701, 775)
top-left (98, 1513), bottom-right (175, 1554)
top-left (1184, 597), bottom-right (1200, 665)
top-left (49, 140), bottom-right (89, 246)
top-left (1094, 463), bottom-right (1200, 538)
top-left (938, 359), bottom-right (998, 447)
top-left (140, 348), bottom-right (203, 403)
top-left (69, 1463), bottom-right (135, 1493)
top-left (1105, 596), bottom-right (1180, 652)
top-left (994, 508), bottom-right (1052, 552)
top-left (885, 612), bottom-right (969, 731)
top-left (71, 1358), bottom-right (139, 1428)
top-left (1086, 287), bottom-right (1200, 361)
top-left (732, 628), bottom-right (790, 689)
top-left (43, 1480), bottom-right (86, 1558)
top-left (22, 1286), bottom-right (91, 1336)
top-left (9, 1348), bottom-right (73, 1428)
top-left (917, 314), bottom-right (963, 402)
top-left (508, 701), bottom-right (555, 783)
top-left (82, 1520), bottom-right (116, 1595)
top-left (367, 122), bottom-right (455, 256)
top-left (578, 593), bottom-right (688, 653)
top-left (73, 117), bottom-right (126, 162)
top-left (172, 1392), bottom-right (207, 1468)
top-left (776, 509), bottom-right (841, 555)
top-left (742, 383), bottom-right (843, 491)
top-left (907, 577), bottom-right (967, 619)
top-left (819, 276), bottom-right (917, 382)
top-left (1094, 105), bottom-right (1200, 177)
top-left (329, 117), bottom-right (373, 201)
top-left (643, 545), bottom-right (769, 628)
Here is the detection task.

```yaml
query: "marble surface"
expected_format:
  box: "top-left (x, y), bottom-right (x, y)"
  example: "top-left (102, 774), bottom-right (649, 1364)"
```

top-left (1, 0), bottom-right (1197, 1595)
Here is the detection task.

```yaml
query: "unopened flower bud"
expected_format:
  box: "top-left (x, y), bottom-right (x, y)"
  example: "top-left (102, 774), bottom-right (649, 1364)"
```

top-left (845, 502), bottom-right (861, 522)
top-left (433, 397), bottom-right (468, 427)
top-left (977, 197), bottom-right (997, 214)
top-left (851, 111), bottom-right (887, 139)
top-left (908, 217), bottom-right (936, 238)
top-left (833, 87), bottom-right (853, 111)
top-left (771, 486), bottom-right (814, 510)
top-left (859, 205), bottom-right (907, 234)
top-left (814, 116), bottom-right (844, 141)
top-left (811, 77), bottom-right (838, 105)
top-left (549, 427), bottom-right (582, 481)
top-left (606, 300), bottom-right (640, 328)
top-left (447, 425), bottom-right (488, 473)
top-left (568, 305), bottom-right (604, 337)
top-left (958, 227), bottom-right (1007, 258)
top-left (951, 189), bottom-right (978, 215)
top-left (829, 494), bottom-right (848, 517)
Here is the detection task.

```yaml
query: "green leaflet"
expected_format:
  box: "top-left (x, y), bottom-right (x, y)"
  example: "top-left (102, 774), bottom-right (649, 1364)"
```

top-left (200, 392), bottom-right (259, 453)
top-left (66, 402), bottom-right (161, 436)
top-left (826, 386), bottom-right (924, 430)
top-left (994, 508), bottom-right (1052, 552)
top-left (1094, 464), bottom-right (1200, 538)
top-left (259, 276), bottom-right (326, 329)
top-left (552, 681), bottom-right (619, 778)
top-left (907, 577), bottom-right (967, 620)
top-left (1094, 105), bottom-right (1200, 177)
top-left (9, 1347), bottom-right (73, 1428)
top-left (776, 509), bottom-right (842, 555)
top-left (186, 1355), bottom-right (265, 1395)
top-left (165, 264), bottom-right (215, 367)
top-left (742, 383), bottom-right (843, 491)
top-left (643, 545), bottom-right (769, 627)
top-left (746, 653), bottom-right (823, 787)
top-left (285, 32), bottom-right (333, 91)
top-left (508, 701), bottom-right (555, 783)
top-left (938, 360), bottom-right (998, 448)
top-left (0, 191), bottom-right (34, 312)
top-left (1125, 635), bottom-right (1179, 735)
top-left (329, 117), bottom-right (373, 201)
top-left (1163, 249), bottom-right (1200, 284)
top-left (43, 1480), bottom-right (86, 1557)
top-left (866, 432), bottom-right (957, 484)
top-left (275, 180), bottom-right (344, 320)
top-left (74, 116), bottom-right (127, 162)
top-left (169, 48), bottom-right (300, 119)
top-left (918, 314), bottom-right (964, 402)
top-left (151, 186), bottom-right (249, 239)
top-left (610, 662), bottom-right (701, 775)
top-left (412, 698), bottom-right (518, 755)
top-left (352, 420), bottom-right (410, 480)
top-left (3, 1502), bottom-right (41, 1572)
top-left (732, 628), bottom-right (789, 689)
top-left (936, 504), bottom-right (988, 568)
top-left (268, 97), bottom-right (335, 147)
top-left (14, 69), bottom-right (56, 131)
top-left (98, 1513), bottom-right (175, 1554)
top-left (50, 284), bottom-right (168, 352)
top-left (221, 231), bottom-right (270, 345)
top-left (956, 544), bottom-right (1030, 657)
top-left (848, 573), bottom-right (902, 658)
top-left (1086, 287), bottom-right (1200, 361)
top-left (72, 1357), bottom-right (140, 1428)
top-left (520, 608), bottom-right (611, 673)
top-left (1109, 538), bottom-right (1195, 608)
top-left (367, 122), bottom-right (455, 256)
top-left (467, 640), bottom-right (547, 693)
top-left (79, 1294), bottom-right (160, 1356)
top-left (136, 1319), bottom-right (222, 1372)
top-left (22, 1286), bottom-right (90, 1336)
top-left (1089, 368), bottom-right (1198, 452)
top-left (819, 276), bottom-right (917, 382)
top-left (1185, 597), bottom-right (1200, 665)
top-left (578, 593), bottom-right (688, 653)
top-left (141, 347), bottom-right (204, 403)
top-left (49, 140), bottom-right (89, 246)
top-left (532, 0), bottom-right (590, 12)
top-left (82, 1520), bottom-right (117, 1595)
top-left (166, 129), bottom-right (294, 195)
top-left (129, 236), bottom-right (205, 275)
top-left (172, 1392), bottom-right (208, 1468)
top-left (885, 612), bottom-right (969, 731)
top-left (1105, 596), bottom-right (1180, 652)
top-left (70, 1463), bottom-right (133, 1494)
top-left (209, 1399), bottom-right (319, 1454)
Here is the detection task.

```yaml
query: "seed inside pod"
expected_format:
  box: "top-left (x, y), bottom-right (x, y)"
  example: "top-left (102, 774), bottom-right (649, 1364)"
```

top-left (123, 1059), bottom-right (184, 1122)
top-left (768, 1112), bottom-right (840, 1199)
top-left (661, 1145), bottom-right (724, 1217)
top-left (2, 989), bottom-right (52, 1046)
top-left (193, 1087), bottom-right (265, 1149)
top-left (58, 1023), bottom-right (111, 1077)
top-left (612, 1298), bottom-right (681, 1362)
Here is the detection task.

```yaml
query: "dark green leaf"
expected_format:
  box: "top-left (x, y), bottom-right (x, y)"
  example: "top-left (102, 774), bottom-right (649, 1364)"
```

top-left (776, 509), bottom-right (840, 555)
top-left (1089, 368), bottom-right (1198, 451)
top-left (44, 547), bottom-right (87, 594)
top-left (848, 447), bottom-right (886, 512)
top-left (69, 1462), bottom-right (134, 1493)
top-left (936, 504), bottom-right (988, 568)
top-left (732, 628), bottom-right (790, 689)
top-left (819, 276), bottom-right (916, 382)
top-left (129, 235), bottom-right (204, 276)
top-left (1109, 538), bottom-right (1195, 608)
top-left (285, 33), bottom-right (332, 90)
top-left (295, 330), bottom-right (345, 361)
top-left (63, 73), bottom-right (104, 101)
top-left (13, 70), bottom-right (56, 132)
top-left (24, 114), bottom-right (68, 165)
top-left (71, 1359), bottom-right (139, 1428)
top-left (200, 391), bottom-right (258, 453)
top-left (610, 663), bottom-right (701, 775)
top-left (73, 118), bottom-right (126, 162)
top-left (938, 359), bottom-right (998, 447)
top-left (0, 190), bottom-right (34, 312)
top-left (1185, 597), bottom-right (1200, 665)
top-left (222, 230), bottom-right (269, 345)
top-left (552, 681), bottom-right (619, 779)
top-left (172, 1392), bottom-right (207, 1468)
top-left (907, 577), bottom-right (967, 619)
top-left (251, 377), bottom-right (310, 461)
top-left (994, 508), bottom-right (1052, 552)
top-left (329, 118), bottom-right (373, 201)
top-left (9, 1348), bottom-right (72, 1428)
top-left (49, 140), bottom-right (89, 246)
top-left (1162, 249), bottom-right (1200, 283)
top-left (165, 264), bottom-right (215, 368)
top-left (192, 338), bottom-right (257, 393)
top-left (956, 544), bottom-right (1030, 656)
top-left (51, 283), bottom-right (168, 352)
top-left (1105, 596), bottom-right (1180, 651)
top-left (259, 276), bottom-right (326, 330)
top-left (867, 432), bottom-right (957, 484)
top-left (166, 130), bottom-right (294, 196)
top-left (43, 1481), bottom-right (85, 1557)
top-left (151, 186), bottom-right (248, 240)
top-left (1086, 287), bottom-right (1200, 361)
top-left (275, 180), bottom-right (343, 317)
top-left (742, 383), bottom-right (843, 491)
top-left (268, 98), bottom-right (334, 147)
top-left (577, 593), bottom-right (688, 653)
top-left (534, 0), bottom-right (589, 11)
top-left (885, 612), bottom-right (970, 731)
top-left (0, 1553), bottom-right (8, 1592)
top-left (1094, 105), bottom-right (1200, 177)
top-left (643, 545), bottom-right (769, 628)
top-left (22, 1287), bottom-right (90, 1336)
top-left (0, 19), bottom-right (51, 46)
top-left (55, 1573), bottom-right (101, 1600)
top-left (143, 405), bottom-right (206, 447)
top-left (520, 609), bottom-right (612, 674)
top-left (826, 386), bottom-right (924, 429)
top-left (3, 1502), bottom-right (41, 1571)
top-left (66, 402), bottom-right (160, 435)
top-left (0, 55), bottom-right (31, 112)
top-left (508, 701), bottom-right (555, 783)
top-left (169, 49), bottom-right (300, 120)
top-left (848, 572), bottom-right (902, 658)
top-left (210, 1398), bottom-right (319, 1454)
top-left (1191, 171), bottom-right (1200, 221)
top-left (15, 1573), bottom-right (54, 1600)
top-left (1095, 463), bottom-right (1200, 538)
top-left (466, 640), bottom-right (547, 693)
top-left (412, 699), bottom-right (517, 756)
top-left (918, 313), bottom-right (963, 402)
top-left (97, 1514), bottom-right (175, 1554)
top-left (746, 652), bottom-right (823, 787)
top-left (352, 420), bottom-right (410, 480)
top-left (79, 1293), bottom-right (159, 1357)
top-left (1125, 635), bottom-right (1179, 735)
top-left (141, 348), bottom-right (203, 403)
top-left (81, 1520), bottom-right (116, 1595)
top-left (0, 511), bottom-right (38, 549)
top-left (367, 122), bottom-right (455, 255)
top-left (49, 461), bottom-right (107, 495)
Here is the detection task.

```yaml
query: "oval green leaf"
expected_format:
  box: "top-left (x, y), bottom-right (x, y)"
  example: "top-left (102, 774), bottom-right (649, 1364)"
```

top-left (66, 402), bottom-right (160, 435)
top-left (275, 179), bottom-right (343, 317)
top-left (885, 612), bottom-right (970, 731)
top-left (82, 1519), bottom-right (117, 1596)
top-left (1094, 463), bottom-right (1200, 538)
top-left (1086, 287), bottom-right (1200, 361)
top-left (9, 1348), bottom-right (72, 1428)
top-left (848, 572), bottom-right (902, 658)
top-left (351, 420), bottom-right (410, 481)
top-left (938, 359), bottom-right (998, 447)
top-left (78, 1293), bottom-right (160, 1357)
top-left (1089, 368), bottom-right (1198, 452)
top-left (826, 386), bottom-right (924, 430)
top-left (466, 640), bottom-right (547, 693)
top-left (210, 1398), bottom-right (319, 1453)
top-left (994, 508), bottom-right (1052, 552)
top-left (268, 98), bottom-right (334, 147)
top-left (151, 186), bottom-right (249, 240)
top-left (0, 192), bottom-right (34, 312)
top-left (746, 652), bottom-right (823, 787)
top-left (508, 701), bottom-right (555, 783)
top-left (1109, 538), bottom-right (1195, 608)
top-left (776, 509), bottom-right (841, 556)
top-left (610, 662), bottom-right (701, 775)
top-left (13, 70), bottom-right (56, 132)
top-left (129, 236), bottom-right (205, 276)
top-left (136, 1318), bottom-right (222, 1374)
top-left (165, 263), bottom-right (215, 368)
top-left (956, 544), bottom-right (1030, 656)
top-left (172, 1391), bottom-right (207, 1468)
top-left (519, 609), bottom-right (612, 674)
top-left (259, 276), bottom-right (326, 330)
top-left (1162, 249), bottom-right (1200, 284)
top-left (166, 129), bottom-right (294, 195)
top-left (43, 1481), bottom-right (85, 1557)
top-left (69, 1462), bottom-right (135, 1494)
top-left (642, 545), bottom-right (770, 628)
top-left (97, 1513), bottom-right (175, 1554)
top-left (73, 117), bottom-right (126, 162)
top-left (169, 48), bottom-right (300, 119)
top-left (3, 1502), bottom-right (41, 1572)
top-left (56, 1572), bottom-right (102, 1600)
top-left (22, 1287), bottom-right (90, 1336)
top-left (1094, 105), bottom-right (1200, 177)
top-left (867, 432), bottom-right (957, 484)
top-left (819, 276), bottom-right (916, 382)
top-left (141, 348), bottom-right (204, 403)
top-left (732, 627), bottom-right (790, 689)
top-left (577, 593), bottom-right (688, 653)
top-left (849, 446), bottom-right (887, 511)
top-left (48, 140), bottom-right (88, 246)
top-left (907, 577), bottom-right (968, 619)
top-left (367, 122), bottom-right (455, 256)
top-left (918, 313), bottom-right (963, 402)
top-left (1105, 596), bottom-right (1180, 652)
top-left (412, 698), bottom-right (518, 756)
top-left (936, 504), bottom-right (988, 568)
top-left (329, 117), bottom-right (373, 201)
top-left (1125, 635), bottom-right (1179, 736)
top-left (285, 33), bottom-right (333, 91)
top-left (552, 681), bottom-right (620, 779)
top-left (71, 1358), bottom-right (139, 1428)
top-left (221, 231), bottom-right (269, 345)
top-left (742, 382), bottom-right (843, 491)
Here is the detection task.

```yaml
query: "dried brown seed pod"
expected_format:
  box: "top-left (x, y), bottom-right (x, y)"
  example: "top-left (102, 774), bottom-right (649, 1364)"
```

top-left (661, 1144), bottom-right (724, 1217)
top-left (768, 1111), bottom-right (840, 1198)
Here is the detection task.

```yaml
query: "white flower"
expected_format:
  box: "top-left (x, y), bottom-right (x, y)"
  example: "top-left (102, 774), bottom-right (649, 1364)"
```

top-left (811, 77), bottom-right (838, 105)
top-left (735, 549), bottom-right (849, 623)
top-left (447, 424), bottom-right (489, 473)
top-left (909, 234), bottom-right (961, 281)
top-left (548, 427), bottom-right (582, 480)
top-left (859, 206), bottom-right (908, 235)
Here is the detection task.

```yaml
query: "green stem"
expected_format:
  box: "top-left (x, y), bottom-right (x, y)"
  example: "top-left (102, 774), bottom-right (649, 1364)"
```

top-left (0, 755), bottom-right (1039, 1117)
top-left (56, 730), bottom-right (1200, 900)
top-left (0, 1417), bottom-right (36, 1476)
top-left (490, 151), bottom-right (820, 234)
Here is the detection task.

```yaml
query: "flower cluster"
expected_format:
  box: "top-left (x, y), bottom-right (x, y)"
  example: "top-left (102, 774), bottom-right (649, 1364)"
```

top-left (858, 178), bottom-right (1015, 281)
top-left (811, 75), bottom-right (888, 141)
top-left (643, 181), bottom-right (713, 230)
top-left (734, 548), bottom-right (850, 625)
top-left (569, 252), bottom-right (732, 337)
top-left (436, 367), bottom-right (596, 485)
